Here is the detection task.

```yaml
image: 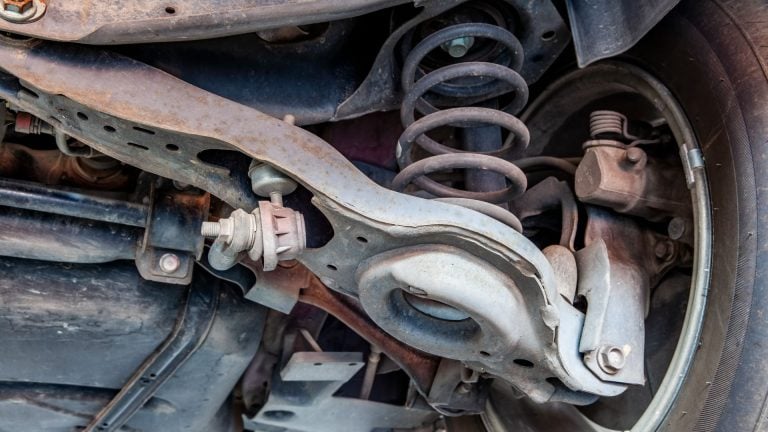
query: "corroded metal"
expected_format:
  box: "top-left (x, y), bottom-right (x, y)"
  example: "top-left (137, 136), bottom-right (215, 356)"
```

top-left (0, 40), bottom-right (625, 400)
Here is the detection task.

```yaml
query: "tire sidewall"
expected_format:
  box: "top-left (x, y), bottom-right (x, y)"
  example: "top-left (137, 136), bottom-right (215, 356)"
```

top-left (626, 1), bottom-right (766, 430)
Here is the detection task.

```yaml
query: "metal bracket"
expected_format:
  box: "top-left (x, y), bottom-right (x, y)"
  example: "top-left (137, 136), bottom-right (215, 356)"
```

top-left (136, 183), bottom-right (210, 285)
top-left (244, 351), bottom-right (437, 432)
top-left (575, 207), bottom-right (653, 385)
top-left (679, 145), bottom-right (705, 189)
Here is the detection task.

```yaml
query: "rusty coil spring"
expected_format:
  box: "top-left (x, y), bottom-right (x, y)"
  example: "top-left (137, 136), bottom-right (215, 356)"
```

top-left (391, 22), bottom-right (530, 231)
top-left (589, 110), bottom-right (628, 138)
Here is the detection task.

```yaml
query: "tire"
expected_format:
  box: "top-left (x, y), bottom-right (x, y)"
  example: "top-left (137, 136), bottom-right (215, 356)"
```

top-left (626, 1), bottom-right (768, 430)
top-left (470, 0), bottom-right (768, 430)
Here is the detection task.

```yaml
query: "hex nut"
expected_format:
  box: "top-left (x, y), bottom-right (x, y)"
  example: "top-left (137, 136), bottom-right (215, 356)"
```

top-left (597, 346), bottom-right (626, 374)
top-left (0, 0), bottom-right (44, 23)
top-left (3, 0), bottom-right (33, 14)
top-left (441, 36), bottom-right (475, 58)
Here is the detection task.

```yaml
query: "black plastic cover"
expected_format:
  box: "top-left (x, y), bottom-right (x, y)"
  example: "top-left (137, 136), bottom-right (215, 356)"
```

top-left (0, 257), bottom-right (266, 432)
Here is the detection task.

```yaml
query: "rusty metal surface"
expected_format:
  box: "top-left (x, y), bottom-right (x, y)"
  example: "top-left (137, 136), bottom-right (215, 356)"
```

top-left (135, 184), bottom-right (210, 285)
top-left (575, 145), bottom-right (691, 220)
top-left (244, 350), bottom-right (438, 432)
top-left (0, 142), bottom-right (134, 190)
top-left (0, 39), bottom-right (637, 400)
top-left (296, 264), bottom-right (440, 395)
top-left (576, 206), bottom-right (685, 386)
top-left (0, 37), bottom-right (560, 345)
top-left (0, 0), bottom-right (409, 44)
top-left (228, 259), bottom-right (440, 395)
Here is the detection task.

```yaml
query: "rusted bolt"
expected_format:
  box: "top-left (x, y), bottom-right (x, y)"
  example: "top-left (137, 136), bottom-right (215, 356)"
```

top-left (0, 0), bottom-right (44, 23)
top-left (654, 241), bottom-right (674, 260)
top-left (159, 253), bottom-right (181, 273)
top-left (3, 0), bottom-right (33, 14)
top-left (597, 345), bottom-right (626, 374)
top-left (625, 147), bottom-right (645, 164)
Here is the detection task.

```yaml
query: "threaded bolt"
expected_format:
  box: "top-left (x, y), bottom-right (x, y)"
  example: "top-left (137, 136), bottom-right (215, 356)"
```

top-left (269, 191), bottom-right (284, 207)
top-left (201, 221), bottom-right (221, 238)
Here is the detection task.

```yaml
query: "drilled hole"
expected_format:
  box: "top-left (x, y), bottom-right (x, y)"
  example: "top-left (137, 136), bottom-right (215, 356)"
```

top-left (326, 264), bottom-right (338, 271)
top-left (165, 143), bottom-right (180, 152)
top-left (76, 112), bottom-right (88, 121)
top-left (313, 363), bottom-right (322, 366)
top-left (348, 363), bottom-right (357, 366)
top-left (356, 236), bottom-right (368, 243)
top-left (514, 358), bottom-right (534, 368)
top-left (479, 351), bottom-right (491, 357)
top-left (133, 126), bottom-right (156, 135)
top-left (541, 30), bottom-right (556, 41)
top-left (103, 125), bottom-right (116, 133)
top-left (165, 6), bottom-right (176, 14)
top-left (127, 142), bottom-right (149, 150)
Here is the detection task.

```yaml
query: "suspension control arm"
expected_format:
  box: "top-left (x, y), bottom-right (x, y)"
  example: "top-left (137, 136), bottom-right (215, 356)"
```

top-left (0, 39), bottom-right (622, 400)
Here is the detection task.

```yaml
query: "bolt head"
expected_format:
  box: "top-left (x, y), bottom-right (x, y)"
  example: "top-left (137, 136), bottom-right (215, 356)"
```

top-left (441, 36), bottom-right (475, 58)
top-left (159, 253), bottom-right (181, 273)
top-left (3, 0), bottom-right (33, 14)
top-left (668, 217), bottom-right (686, 240)
top-left (625, 147), bottom-right (645, 164)
top-left (654, 241), bottom-right (674, 260)
top-left (598, 346), bottom-right (626, 374)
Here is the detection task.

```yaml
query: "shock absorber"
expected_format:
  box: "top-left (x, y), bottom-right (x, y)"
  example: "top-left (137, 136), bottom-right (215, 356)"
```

top-left (391, 21), bottom-right (531, 231)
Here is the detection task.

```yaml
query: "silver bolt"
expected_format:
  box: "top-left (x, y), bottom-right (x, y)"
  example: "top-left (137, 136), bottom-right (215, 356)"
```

top-left (597, 346), bottom-right (626, 374)
top-left (441, 36), bottom-right (475, 58)
top-left (159, 253), bottom-right (181, 273)
top-left (201, 221), bottom-right (221, 238)
top-left (270, 191), bottom-right (284, 207)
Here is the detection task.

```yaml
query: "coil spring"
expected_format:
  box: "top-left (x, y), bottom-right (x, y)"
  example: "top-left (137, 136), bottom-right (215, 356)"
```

top-left (589, 110), bottom-right (628, 138)
top-left (584, 110), bottom-right (661, 150)
top-left (391, 22), bottom-right (530, 231)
